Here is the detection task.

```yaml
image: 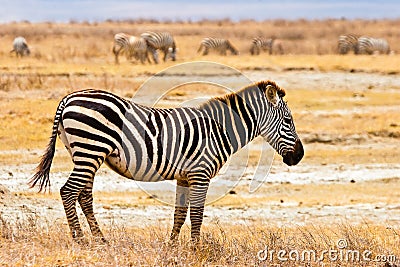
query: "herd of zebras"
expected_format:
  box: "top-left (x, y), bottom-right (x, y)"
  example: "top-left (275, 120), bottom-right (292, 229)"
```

top-left (11, 32), bottom-right (392, 62)
top-left (338, 33), bottom-right (392, 55)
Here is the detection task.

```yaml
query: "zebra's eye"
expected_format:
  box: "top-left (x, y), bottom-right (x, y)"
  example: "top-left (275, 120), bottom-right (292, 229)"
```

top-left (284, 117), bottom-right (291, 124)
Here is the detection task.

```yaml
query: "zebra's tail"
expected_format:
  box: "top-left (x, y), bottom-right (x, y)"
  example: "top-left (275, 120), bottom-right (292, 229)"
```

top-left (30, 99), bottom-right (66, 192)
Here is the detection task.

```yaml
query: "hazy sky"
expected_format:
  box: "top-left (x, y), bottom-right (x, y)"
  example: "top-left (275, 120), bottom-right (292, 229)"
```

top-left (1, 0), bottom-right (400, 23)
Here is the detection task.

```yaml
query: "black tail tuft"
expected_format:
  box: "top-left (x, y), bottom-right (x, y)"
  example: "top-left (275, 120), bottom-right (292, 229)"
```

top-left (29, 136), bottom-right (56, 192)
top-left (30, 99), bottom-right (65, 192)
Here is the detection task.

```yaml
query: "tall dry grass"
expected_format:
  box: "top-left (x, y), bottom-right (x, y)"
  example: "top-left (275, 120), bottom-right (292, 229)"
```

top-left (1, 213), bottom-right (399, 266)
top-left (1, 19), bottom-right (399, 62)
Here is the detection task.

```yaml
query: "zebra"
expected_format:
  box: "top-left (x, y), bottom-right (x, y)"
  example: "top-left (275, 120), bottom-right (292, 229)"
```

top-left (250, 37), bottom-right (284, 55)
top-left (337, 34), bottom-right (359, 54)
top-left (10, 36), bottom-right (30, 57)
top-left (30, 80), bottom-right (304, 243)
top-left (197, 37), bottom-right (239, 56)
top-left (356, 36), bottom-right (390, 55)
top-left (140, 31), bottom-right (176, 64)
top-left (112, 33), bottom-right (150, 64)
top-left (250, 37), bottom-right (273, 55)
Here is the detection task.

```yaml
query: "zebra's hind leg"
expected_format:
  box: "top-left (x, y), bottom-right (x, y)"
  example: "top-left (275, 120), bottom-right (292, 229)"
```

top-left (60, 159), bottom-right (103, 242)
top-left (170, 179), bottom-right (189, 241)
top-left (77, 181), bottom-right (106, 242)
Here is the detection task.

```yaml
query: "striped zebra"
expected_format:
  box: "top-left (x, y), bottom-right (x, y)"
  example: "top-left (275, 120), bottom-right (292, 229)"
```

top-left (112, 33), bottom-right (150, 64)
top-left (10, 36), bottom-right (30, 57)
top-left (30, 80), bottom-right (304, 243)
top-left (337, 34), bottom-right (359, 54)
top-left (140, 31), bottom-right (176, 64)
top-left (250, 37), bottom-right (284, 55)
top-left (250, 37), bottom-right (273, 55)
top-left (357, 36), bottom-right (390, 55)
top-left (197, 37), bottom-right (239, 56)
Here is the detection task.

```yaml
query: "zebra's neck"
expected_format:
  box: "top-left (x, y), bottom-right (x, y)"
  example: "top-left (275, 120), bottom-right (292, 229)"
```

top-left (200, 86), bottom-right (264, 154)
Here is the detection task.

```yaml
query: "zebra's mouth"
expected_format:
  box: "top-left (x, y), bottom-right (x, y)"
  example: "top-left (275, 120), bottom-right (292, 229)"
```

top-left (282, 139), bottom-right (304, 166)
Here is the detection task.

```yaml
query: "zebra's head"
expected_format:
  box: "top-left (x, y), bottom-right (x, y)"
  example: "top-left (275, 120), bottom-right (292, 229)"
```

top-left (168, 47), bottom-right (177, 61)
top-left (257, 81), bottom-right (304, 166)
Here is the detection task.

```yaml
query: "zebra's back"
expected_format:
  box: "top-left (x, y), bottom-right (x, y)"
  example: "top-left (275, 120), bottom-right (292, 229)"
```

top-left (141, 31), bottom-right (175, 49)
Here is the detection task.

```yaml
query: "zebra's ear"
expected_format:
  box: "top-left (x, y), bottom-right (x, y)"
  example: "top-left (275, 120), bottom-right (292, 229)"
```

top-left (265, 85), bottom-right (278, 106)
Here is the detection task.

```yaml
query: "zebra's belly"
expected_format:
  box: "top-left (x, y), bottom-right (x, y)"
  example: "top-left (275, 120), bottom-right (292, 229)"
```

top-left (104, 150), bottom-right (186, 182)
top-left (105, 152), bottom-right (133, 179)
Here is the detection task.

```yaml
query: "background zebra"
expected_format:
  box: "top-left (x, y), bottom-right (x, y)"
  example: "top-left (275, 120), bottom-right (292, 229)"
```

top-left (357, 36), bottom-right (391, 55)
top-left (250, 37), bottom-right (273, 55)
top-left (197, 37), bottom-right (239, 56)
top-left (10, 36), bottom-right (30, 57)
top-left (250, 37), bottom-right (284, 55)
top-left (112, 33), bottom-right (150, 64)
top-left (140, 31), bottom-right (176, 64)
top-left (337, 34), bottom-right (359, 54)
top-left (30, 81), bottom-right (303, 243)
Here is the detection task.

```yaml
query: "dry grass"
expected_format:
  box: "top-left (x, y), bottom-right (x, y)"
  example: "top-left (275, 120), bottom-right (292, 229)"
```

top-left (1, 19), bottom-right (400, 77)
top-left (1, 19), bottom-right (400, 56)
top-left (0, 214), bottom-right (399, 266)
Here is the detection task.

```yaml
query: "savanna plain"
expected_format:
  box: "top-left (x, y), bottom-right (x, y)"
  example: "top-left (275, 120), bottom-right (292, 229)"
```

top-left (0, 19), bottom-right (400, 266)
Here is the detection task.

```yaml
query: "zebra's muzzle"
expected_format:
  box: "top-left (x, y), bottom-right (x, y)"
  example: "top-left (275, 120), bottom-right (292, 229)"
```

top-left (282, 139), bottom-right (304, 166)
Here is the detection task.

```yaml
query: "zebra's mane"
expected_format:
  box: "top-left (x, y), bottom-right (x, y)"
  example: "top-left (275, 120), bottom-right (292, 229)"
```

top-left (210, 80), bottom-right (286, 104)
top-left (254, 80), bottom-right (286, 98)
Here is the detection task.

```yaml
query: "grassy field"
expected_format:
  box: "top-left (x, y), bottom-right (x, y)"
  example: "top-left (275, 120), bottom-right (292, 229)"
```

top-left (1, 215), bottom-right (399, 266)
top-left (0, 19), bottom-right (400, 266)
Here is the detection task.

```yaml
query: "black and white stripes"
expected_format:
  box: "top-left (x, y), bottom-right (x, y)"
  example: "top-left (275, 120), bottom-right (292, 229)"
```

top-left (112, 33), bottom-right (149, 64)
top-left (337, 34), bottom-right (359, 54)
top-left (357, 37), bottom-right (390, 55)
top-left (250, 37), bottom-right (273, 55)
top-left (197, 37), bottom-right (239, 56)
top-left (10, 36), bottom-right (30, 57)
top-left (338, 34), bottom-right (391, 55)
top-left (31, 80), bottom-right (303, 243)
top-left (141, 31), bottom-right (177, 63)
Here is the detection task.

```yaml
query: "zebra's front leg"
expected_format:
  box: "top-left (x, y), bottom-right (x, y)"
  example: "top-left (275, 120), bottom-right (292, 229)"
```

top-left (145, 50), bottom-right (152, 64)
top-left (112, 46), bottom-right (121, 64)
top-left (148, 47), bottom-right (159, 64)
top-left (162, 48), bottom-right (168, 62)
top-left (188, 180), bottom-right (210, 243)
top-left (170, 179), bottom-right (189, 241)
top-left (77, 182), bottom-right (106, 242)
